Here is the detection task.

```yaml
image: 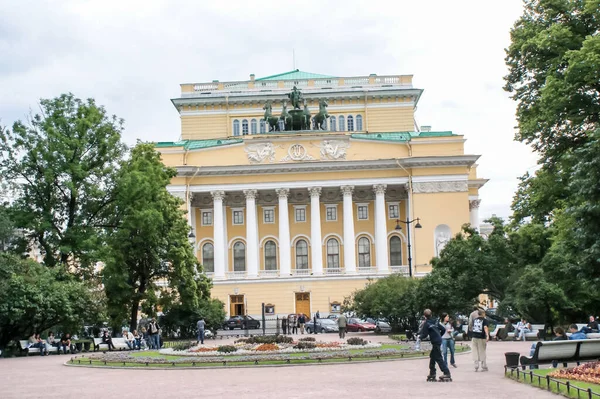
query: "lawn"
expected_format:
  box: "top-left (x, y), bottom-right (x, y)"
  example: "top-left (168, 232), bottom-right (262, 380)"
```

top-left (507, 367), bottom-right (600, 399)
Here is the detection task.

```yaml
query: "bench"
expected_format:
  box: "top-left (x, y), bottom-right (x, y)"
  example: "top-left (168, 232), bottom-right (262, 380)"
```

top-left (18, 340), bottom-right (60, 356)
top-left (508, 324), bottom-right (545, 340)
top-left (519, 339), bottom-right (600, 366)
top-left (489, 324), bottom-right (505, 340)
top-left (454, 325), bottom-right (470, 341)
top-left (92, 337), bottom-right (131, 351)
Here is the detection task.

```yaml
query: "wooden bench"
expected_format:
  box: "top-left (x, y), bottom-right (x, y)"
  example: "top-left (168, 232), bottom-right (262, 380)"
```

top-left (18, 340), bottom-right (60, 355)
top-left (92, 337), bottom-right (131, 351)
top-left (519, 339), bottom-right (600, 366)
top-left (489, 324), bottom-right (506, 340)
top-left (508, 324), bottom-right (545, 340)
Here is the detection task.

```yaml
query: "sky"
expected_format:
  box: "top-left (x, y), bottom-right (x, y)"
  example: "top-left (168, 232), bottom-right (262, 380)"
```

top-left (0, 0), bottom-right (538, 223)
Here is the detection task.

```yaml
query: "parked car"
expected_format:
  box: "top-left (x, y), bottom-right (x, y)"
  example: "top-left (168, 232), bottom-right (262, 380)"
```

top-left (346, 318), bottom-right (376, 332)
top-left (225, 315), bottom-right (261, 330)
top-left (366, 318), bottom-right (392, 334)
top-left (305, 318), bottom-right (339, 334)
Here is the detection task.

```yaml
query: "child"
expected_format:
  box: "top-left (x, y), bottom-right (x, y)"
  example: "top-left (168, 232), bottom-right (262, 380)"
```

top-left (419, 309), bottom-right (452, 382)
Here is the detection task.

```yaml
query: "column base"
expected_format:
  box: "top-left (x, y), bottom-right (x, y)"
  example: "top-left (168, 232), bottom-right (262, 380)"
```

top-left (377, 268), bottom-right (391, 275)
top-left (345, 269), bottom-right (357, 275)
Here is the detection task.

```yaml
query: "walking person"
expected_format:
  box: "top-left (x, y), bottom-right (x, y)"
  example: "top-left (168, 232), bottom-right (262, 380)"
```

top-left (440, 313), bottom-right (457, 368)
top-left (471, 309), bottom-right (490, 371)
top-left (419, 309), bottom-right (452, 382)
top-left (148, 318), bottom-right (161, 350)
top-left (197, 317), bottom-right (206, 345)
top-left (298, 314), bottom-right (306, 334)
top-left (337, 313), bottom-right (347, 339)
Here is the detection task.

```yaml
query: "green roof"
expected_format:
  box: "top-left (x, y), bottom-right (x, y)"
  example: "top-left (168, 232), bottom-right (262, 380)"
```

top-left (351, 131), bottom-right (456, 142)
top-left (256, 69), bottom-right (335, 81)
top-left (155, 138), bottom-right (243, 150)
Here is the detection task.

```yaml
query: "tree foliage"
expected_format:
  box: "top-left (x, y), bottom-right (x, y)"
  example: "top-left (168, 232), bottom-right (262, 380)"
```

top-left (0, 253), bottom-right (103, 349)
top-left (0, 94), bottom-right (126, 271)
top-left (102, 143), bottom-right (213, 331)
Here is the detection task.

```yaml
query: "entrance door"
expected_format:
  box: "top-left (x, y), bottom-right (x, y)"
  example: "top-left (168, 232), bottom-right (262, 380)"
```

top-left (230, 295), bottom-right (245, 316)
top-left (295, 293), bottom-right (311, 317)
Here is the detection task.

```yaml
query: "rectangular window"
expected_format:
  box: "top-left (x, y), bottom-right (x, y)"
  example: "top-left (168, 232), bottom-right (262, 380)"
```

top-left (263, 208), bottom-right (275, 224)
top-left (326, 206), bottom-right (337, 221)
top-left (357, 205), bottom-right (368, 220)
top-left (388, 204), bottom-right (399, 219)
top-left (201, 210), bottom-right (213, 226)
top-left (295, 208), bottom-right (306, 222)
top-left (233, 210), bottom-right (244, 225)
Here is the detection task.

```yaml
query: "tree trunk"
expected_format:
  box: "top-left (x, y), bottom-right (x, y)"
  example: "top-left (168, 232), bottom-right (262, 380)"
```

top-left (130, 298), bottom-right (139, 332)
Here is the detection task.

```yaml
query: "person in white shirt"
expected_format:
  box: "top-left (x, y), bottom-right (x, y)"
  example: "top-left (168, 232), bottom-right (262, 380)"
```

top-left (515, 318), bottom-right (531, 341)
top-left (123, 328), bottom-right (135, 350)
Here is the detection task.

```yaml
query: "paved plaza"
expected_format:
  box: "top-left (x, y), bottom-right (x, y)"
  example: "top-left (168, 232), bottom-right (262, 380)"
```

top-left (0, 335), bottom-right (552, 398)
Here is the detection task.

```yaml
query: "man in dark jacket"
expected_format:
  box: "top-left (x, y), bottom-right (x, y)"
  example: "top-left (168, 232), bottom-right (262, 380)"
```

top-left (419, 309), bottom-right (452, 381)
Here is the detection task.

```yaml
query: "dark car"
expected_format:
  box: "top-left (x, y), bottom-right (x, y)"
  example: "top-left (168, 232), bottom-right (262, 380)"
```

top-left (346, 318), bottom-right (377, 332)
top-left (305, 318), bottom-right (339, 334)
top-left (366, 318), bottom-right (392, 334)
top-left (225, 315), bottom-right (261, 330)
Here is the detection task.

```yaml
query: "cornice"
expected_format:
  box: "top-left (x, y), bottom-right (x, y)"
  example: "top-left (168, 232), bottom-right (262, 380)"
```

top-left (468, 178), bottom-right (489, 188)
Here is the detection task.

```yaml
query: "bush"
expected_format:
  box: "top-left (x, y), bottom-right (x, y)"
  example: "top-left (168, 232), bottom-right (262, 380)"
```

top-left (299, 337), bottom-right (316, 342)
top-left (234, 335), bottom-right (293, 345)
top-left (217, 345), bottom-right (237, 353)
top-left (294, 341), bottom-right (316, 350)
top-left (169, 341), bottom-right (193, 351)
top-left (347, 337), bottom-right (368, 346)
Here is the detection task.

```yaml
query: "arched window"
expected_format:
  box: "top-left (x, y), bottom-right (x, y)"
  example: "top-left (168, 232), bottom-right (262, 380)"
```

top-left (233, 120), bottom-right (240, 136)
top-left (250, 119), bottom-right (257, 135)
top-left (264, 240), bottom-right (277, 270)
top-left (296, 240), bottom-right (309, 269)
top-left (358, 237), bottom-right (371, 267)
top-left (233, 242), bottom-right (246, 271)
top-left (330, 116), bottom-right (337, 131)
top-left (202, 243), bottom-right (214, 273)
top-left (278, 119), bottom-right (285, 131)
top-left (356, 115), bottom-right (363, 131)
top-left (389, 236), bottom-right (402, 266)
top-left (347, 115), bottom-right (354, 131)
top-left (242, 119), bottom-right (249, 135)
top-left (322, 117), bottom-right (327, 130)
top-left (338, 115), bottom-right (345, 131)
top-left (327, 238), bottom-right (340, 269)
top-left (259, 119), bottom-right (266, 133)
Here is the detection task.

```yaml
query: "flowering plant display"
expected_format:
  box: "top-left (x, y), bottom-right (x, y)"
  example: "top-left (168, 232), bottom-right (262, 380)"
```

top-left (549, 362), bottom-right (600, 384)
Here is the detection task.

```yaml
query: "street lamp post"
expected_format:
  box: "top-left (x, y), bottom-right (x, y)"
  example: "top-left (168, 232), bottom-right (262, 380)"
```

top-left (395, 218), bottom-right (422, 277)
top-left (188, 228), bottom-right (196, 246)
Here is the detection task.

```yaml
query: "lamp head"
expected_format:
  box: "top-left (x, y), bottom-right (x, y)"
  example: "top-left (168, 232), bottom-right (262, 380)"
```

top-left (395, 219), bottom-right (402, 231)
top-left (415, 218), bottom-right (422, 229)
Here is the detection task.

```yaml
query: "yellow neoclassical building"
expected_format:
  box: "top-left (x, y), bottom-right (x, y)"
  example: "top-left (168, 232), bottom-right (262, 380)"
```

top-left (157, 70), bottom-right (487, 318)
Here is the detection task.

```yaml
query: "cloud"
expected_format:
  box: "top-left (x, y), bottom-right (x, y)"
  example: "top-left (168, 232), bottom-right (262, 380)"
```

top-left (0, 0), bottom-right (532, 222)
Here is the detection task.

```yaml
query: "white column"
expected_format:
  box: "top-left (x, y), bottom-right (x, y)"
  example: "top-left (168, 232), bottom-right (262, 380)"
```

top-left (374, 184), bottom-right (388, 273)
top-left (222, 202), bottom-right (229, 272)
top-left (341, 185), bottom-right (356, 274)
top-left (470, 198), bottom-right (481, 232)
top-left (276, 188), bottom-right (291, 276)
top-left (211, 191), bottom-right (226, 280)
top-left (244, 189), bottom-right (259, 278)
top-left (309, 187), bottom-right (323, 276)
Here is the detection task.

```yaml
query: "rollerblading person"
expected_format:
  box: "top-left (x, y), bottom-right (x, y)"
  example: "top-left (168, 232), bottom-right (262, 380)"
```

top-left (426, 375), bottom-right (437, 382)
top-left (471, 309), bottom-right (490, 371)
top-left (419, 309), bottom-right (452, 382)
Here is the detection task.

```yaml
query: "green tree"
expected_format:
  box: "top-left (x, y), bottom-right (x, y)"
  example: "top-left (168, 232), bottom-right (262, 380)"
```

top-left (344, 275), bottom-right (421, 331)
top-left (0, 252), bottom-right (103, 349)
top-left (102, 143), bottom-right (212, 331)
top-left (0, 94), bottom-right (127, 271)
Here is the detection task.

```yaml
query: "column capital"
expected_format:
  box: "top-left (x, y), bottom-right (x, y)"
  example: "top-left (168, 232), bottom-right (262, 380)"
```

top-left (308, 187), bottom-right (322, 198)
top-left (276, 188), bottom-right (290, 199)
top-left (373, 184), bottom-right (387, 196)
top-left (340, 185), bottom-right (354, 196)
top-left (211, 190), bottom-right (225, 201)
top-left (469, 199), bottom-right (482, 210)
top-left (243, 189), bottom-right (258, 200)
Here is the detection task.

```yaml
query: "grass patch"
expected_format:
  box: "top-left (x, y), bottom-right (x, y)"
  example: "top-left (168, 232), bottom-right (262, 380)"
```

top-left (507, 367), bottom-right (600, 399)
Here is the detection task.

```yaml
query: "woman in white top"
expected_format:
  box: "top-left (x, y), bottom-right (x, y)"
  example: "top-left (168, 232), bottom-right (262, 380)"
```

top-left (441, 313), bottom-right (457, 368)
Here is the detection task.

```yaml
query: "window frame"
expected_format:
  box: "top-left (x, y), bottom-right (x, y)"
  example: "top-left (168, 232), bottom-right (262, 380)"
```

top-left (326, 238), bottom-right (340, 269)
top-left (242, 119), bottom-right (249, 135)
top-left (259, 119), bottom-right (266, 133)
top-left (356, 203), bottom-right (369, 220)
top-left (232, 208), bottom-right (245, 225)
top-left (250, 119), bottom-right (257, 135)
top-left (263, 207), bottom-right (275, 224)
top-left (294, 205), bottom-right (307, 223)
top-left (201, 209), bottom-right (213, 226)
top-left (389, 236), bottom-right (402, 266)
top-left (330, 116), bottom-right (337, 131)
top-left (356, 114), bottom-right (363, 131)
top-left (233, 241), bottom-right (246, 271)
top-left (338, 115), bottom-right (345, 131)
top-left (233, 120), bottom-right (240, 136)
top-left (264, 240), bottom-right (277, 271)
top-left (358, 237), bottom-right (371, 267)
top-left (295, 239), bottom-right (309, 269)
top-left (347, 115), bottom-right (354, 131)
top-left (388, 202), bottom-right (400, 219)
top-left (202, 242), bottom-right (215, 273)
top-left (325, 204), bottom-right (338, 222)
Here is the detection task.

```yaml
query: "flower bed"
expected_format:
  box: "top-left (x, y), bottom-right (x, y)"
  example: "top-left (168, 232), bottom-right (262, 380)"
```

top-left (549, 362), bottom-right (600, 384)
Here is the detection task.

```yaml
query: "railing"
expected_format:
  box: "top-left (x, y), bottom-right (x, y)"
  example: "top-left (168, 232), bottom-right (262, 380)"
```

top-left (314, 78), bottom-right (339, 87)
top-left (324, 267), bottom-right (344, 275)
top-left (257, 81), bottom-right (278, 88)
top-left (291, 268), bottom-right (311, 276)
top-left (259, 270), bottom-right (279, 277)
top-left (193, 83), bottom-right (219, 91)
top-left (226, 271), bottom-right (247, 279)
top-left (391, 266), bottom-right (410, 276)
top-left (506, 366), bottom-right (600, 398)
top-left (284, 80), bottom-right (308, 88)
top-left (357, 267), bottom-right (376, 274)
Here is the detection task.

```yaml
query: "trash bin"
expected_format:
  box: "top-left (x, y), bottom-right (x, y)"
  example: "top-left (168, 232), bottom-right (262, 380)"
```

top-left (505, 352), bottom-right (520, 369)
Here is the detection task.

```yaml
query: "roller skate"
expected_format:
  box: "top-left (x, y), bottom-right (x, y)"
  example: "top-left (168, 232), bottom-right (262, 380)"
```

top-left (426, 374), bottom-right (437, 382)
top-left (438, 374), bottom-right (452, 382)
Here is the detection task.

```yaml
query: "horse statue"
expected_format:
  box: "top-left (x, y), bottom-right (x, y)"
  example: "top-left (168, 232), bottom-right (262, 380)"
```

top-left (280, 101), bottom-right (293, 131)
top-left (313, 99), bottom-right (329, 130)
top-left (301, 99), bottom-right (312, 130)
top-left (263, 101), bottom-right (280, 132)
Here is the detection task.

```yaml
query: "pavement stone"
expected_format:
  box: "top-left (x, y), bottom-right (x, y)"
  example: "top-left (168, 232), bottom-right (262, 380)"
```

top-left (0, 334), bottom-right (556, 398)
